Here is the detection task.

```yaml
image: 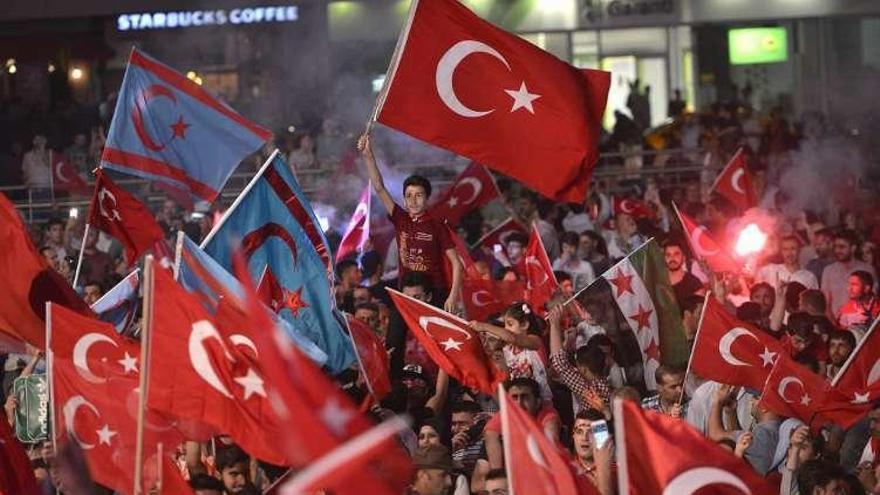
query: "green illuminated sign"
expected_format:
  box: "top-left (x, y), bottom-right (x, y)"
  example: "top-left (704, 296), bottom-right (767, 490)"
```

top-left (728, 27), bottom-right (787, 65)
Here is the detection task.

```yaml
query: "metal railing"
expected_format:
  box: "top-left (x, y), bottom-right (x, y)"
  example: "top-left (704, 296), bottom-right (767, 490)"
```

top-left (6, 147), bottom-right (715, 220)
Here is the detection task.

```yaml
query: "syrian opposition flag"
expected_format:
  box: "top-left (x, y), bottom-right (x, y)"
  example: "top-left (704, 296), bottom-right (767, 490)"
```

top-left (566, 239), bottom-right (686, 390)
top-left (373, 0), bottom-right (609, 203)
top-left (711, 148), bottom-right (757, 211)
top-left (336, 183), bottom-right (371, 263)
top-left (673, 204), bottom-right (741, 274)
top-left (614, 399), bottom-right (775, 495)
top-left (428, 163), bottom-right (500, 226)
top-left (51, 152), bottom-right (90, 195)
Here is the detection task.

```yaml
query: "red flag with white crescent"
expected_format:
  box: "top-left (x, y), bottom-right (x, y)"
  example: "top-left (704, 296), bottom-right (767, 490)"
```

top-left (51, 152), bottom-right (90, 195)
top-left (336, 183), bottom-right (372, 263)
top-left (461, 278), bottom-right (526, 321)
top-left (614, 399), bottom-right (776, 495)
top-left (499, 387), bottom-right (593, 495)
top-left (388, 288), bottom-right (506, 394)
top-left (674, 205), bottom-right (742, 274)
top-left (832, 319), bottom-right (880, 403)
top-left (346, 314), bottom-right (392, 401)
top-left (689, 297), bottom-right (785, 390)
top-left (375, 0), bottom-right (610, 203)
top-left (712, 148), bottom-right (757, 211)
top-left (522, 225), bottom-right (558, 314)
top-left (613, 197), bottom-right (655, 219)
top-left (88, 170), bottom-right (166, 263)
top-left (428, 163), bottom-right (500, 225)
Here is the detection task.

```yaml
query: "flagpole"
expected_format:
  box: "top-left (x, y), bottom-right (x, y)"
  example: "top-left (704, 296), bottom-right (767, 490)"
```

top-left (133, 255), bottom-right (155, 495)
top-left (365, 0), bottom-right (420, 133)
top-left (199, 149), bottom-right (280, 249)
top-left (611, 399), bottom-right (630, 495)
top-left (49, 150), bottom-right (56, 204)
top-left (470, 216), bottom-right (519, 251)
top-left (559, 236), bottom-right (657, 308)
top-left (173, 230), bottom-right (185, 281)
top-left (71, 222), bottom-right (90, 289)
top-left (46, 302), bottom-right (58, 457)
top-left (344, 315), bottom-right (377, 401)
top-left (680, 292), bottom-right (710, 405)
top-left (498, 383), bottom-right (515, 495)
top-left (830, 315), bottom-right (880, 387)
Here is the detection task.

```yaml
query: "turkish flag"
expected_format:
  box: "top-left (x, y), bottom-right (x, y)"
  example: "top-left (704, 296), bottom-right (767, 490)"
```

top-left (613, 197), bottom-right (655, 219)
top-left (0, 193), bottom-right (92, 350)
top-left (674, 205), bottom-right (742, 274)
top-left (712, 149), bottom-right (757, 211)
top-left (48, 304), bottom-right (184, 495)
top-left (336, 183), bottom-right (372, 263)
top-left (522, 225), bottom-right (558, 314)
top-left (375, 0), bottom-right (609, 203)
top-left (690, 297), bottom-right (784, 390)
top-left (759, 355), bottom-right (830, 423)
top-left (279, 417), bottom-right (413, 495)
top-left (471, 216), bottom-right (528, 251)
top-left (443, 223), bottom-right (481, 286)
top-left (51, 152), bottom-right (90, 195)
top-left (461, 278), bottom-right (525, 321)
top-left (615, 399), bottom-right (775, 495)
top-left (347, 314), bottom-right (392, 401)
top-left (388, 288), bottom-right (505, 394)
top-left (831, 320), bottom-right (880, 405)
top-left (88, 170), bottom-right (166, 263)
top-left (499, 388), bottom-right (595, 495)
top-left (0, 415), bottom-right (40, 495)
top-left (428, 163), bottom-right (500, 225)
top-left (147, 264), bottom-right (289, 466)
top-left (233, 254), bottom-right (412, 494)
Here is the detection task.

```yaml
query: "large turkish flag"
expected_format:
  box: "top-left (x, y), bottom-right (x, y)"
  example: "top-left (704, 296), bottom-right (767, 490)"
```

top-left (689, 297), bottom-right (784, 389)
top-left (375, 0), bottom-right (609, 203)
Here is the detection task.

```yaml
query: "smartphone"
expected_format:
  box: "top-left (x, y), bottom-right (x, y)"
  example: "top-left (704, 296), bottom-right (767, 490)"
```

top-left (68, 207), bottom-right (78, 219)
top-left (493, 244), bottom-right (503, 254)
top-left (590, 419), bottom-right (610, 448)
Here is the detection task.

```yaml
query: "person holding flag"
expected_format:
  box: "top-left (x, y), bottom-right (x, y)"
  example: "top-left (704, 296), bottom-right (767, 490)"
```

top-left (359, 134), bottom-right (462, 313)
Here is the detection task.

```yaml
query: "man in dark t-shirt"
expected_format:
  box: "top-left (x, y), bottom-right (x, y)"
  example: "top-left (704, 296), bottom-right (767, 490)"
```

top-left (359, 134), bottom-right (462, 312)
top-left (664, 239), bottom-right (705, 307)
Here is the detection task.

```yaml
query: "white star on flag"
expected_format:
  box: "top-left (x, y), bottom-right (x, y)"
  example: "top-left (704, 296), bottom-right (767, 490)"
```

top-left (447, 196), bottom-right (459, 208)
top-left (799, 394), bottom-right (812, 407)
top-left (853, 391), bottom-right (871, 404)
top-left (439, 337), bottom-right (463, 352)
top-left (234, 368), bottom-right (267, 400)
top-left (505, 82), bottom-right (541, 114)
top-left (118, 352), bottom-right (138, 374)
top-left (759, 347), bottom-right (777, 368)
top-left (320, 398), bottom-right (354, 437)
top-left (96, 424), bottom-right (117, 446)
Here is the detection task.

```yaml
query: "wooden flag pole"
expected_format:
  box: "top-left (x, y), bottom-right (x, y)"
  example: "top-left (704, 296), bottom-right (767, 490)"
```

top-left (133, 255), bottom-right (155, 494)
top-left (679, 292), bottom-right (710, 405)
top-left (71, 222), bottom-right (91, 289)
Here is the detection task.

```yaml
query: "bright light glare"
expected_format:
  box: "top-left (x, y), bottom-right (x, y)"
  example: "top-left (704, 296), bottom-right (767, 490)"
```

top-left (70, 68), bottom-right (83, 80)
top-left (735, 223), bottom-right (767, 256)
top-left (318, 216), bottom-right (330, 232)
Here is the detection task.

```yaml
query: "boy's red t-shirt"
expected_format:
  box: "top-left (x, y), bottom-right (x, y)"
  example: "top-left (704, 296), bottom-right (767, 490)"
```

top-left (390, 204), bottom-right (453, 291)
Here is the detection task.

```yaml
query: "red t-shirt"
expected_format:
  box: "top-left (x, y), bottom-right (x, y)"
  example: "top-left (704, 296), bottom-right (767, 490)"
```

top-left (390, 204), bottom-right (453, 291)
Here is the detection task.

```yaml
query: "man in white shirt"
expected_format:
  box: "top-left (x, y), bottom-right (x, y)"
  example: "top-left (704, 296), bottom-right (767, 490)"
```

top-left (552, 232), bottom-right (595, 291)
top-left (756, 235), bottom-right (818, 289)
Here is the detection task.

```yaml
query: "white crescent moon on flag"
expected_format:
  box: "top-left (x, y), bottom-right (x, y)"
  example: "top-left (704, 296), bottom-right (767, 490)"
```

top-left (778, 376), bottom-right (805, 403)
top-left (55, 162), bottom-right (70, 182)
top-left (62, 395), bottom-right (99, 450)
top-left (691, 227), bottom-right (719, 257)
top-left (526, 256), bottom-right (549, 285)
top-left (526, 434), bottom-right (550, 470)
top-left (731, 168), bottom-right (747, 194)
top-left (866, 359), bottom-right (880, 387)
top-left (230, 334), bottom-right (259, 359)
top-left (472, 290), bottom-right (496, 307)
top-left (454, 177), bottom-right (482, 205)
top-left (418, 316), bottom-right (473, 341)
top-left (719, 327), bottom-right (757, 367)
top-left (662, 467), bottom-right (751, 495)
top-left (188, 320), bottom-right (234, 398)
top-left (73, 333), bottom-right (119, 384)
top-left (435, 40), bottom-right (511, 118)
top-left (620, 199), bottom-right (635, 214)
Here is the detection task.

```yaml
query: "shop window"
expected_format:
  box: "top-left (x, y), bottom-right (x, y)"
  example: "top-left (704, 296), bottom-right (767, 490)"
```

top-left (599, 27), bottom-right (667, 55)
top-left (572, 30), bottom-right (599, 69)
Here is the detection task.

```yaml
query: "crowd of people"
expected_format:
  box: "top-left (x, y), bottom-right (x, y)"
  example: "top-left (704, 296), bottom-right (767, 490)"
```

top-left (2, 84), bottom-right (880, 495)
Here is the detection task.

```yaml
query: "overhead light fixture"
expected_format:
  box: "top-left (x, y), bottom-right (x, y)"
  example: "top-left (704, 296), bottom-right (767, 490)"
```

top-left (70, 67), bottom-right (84, 81)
